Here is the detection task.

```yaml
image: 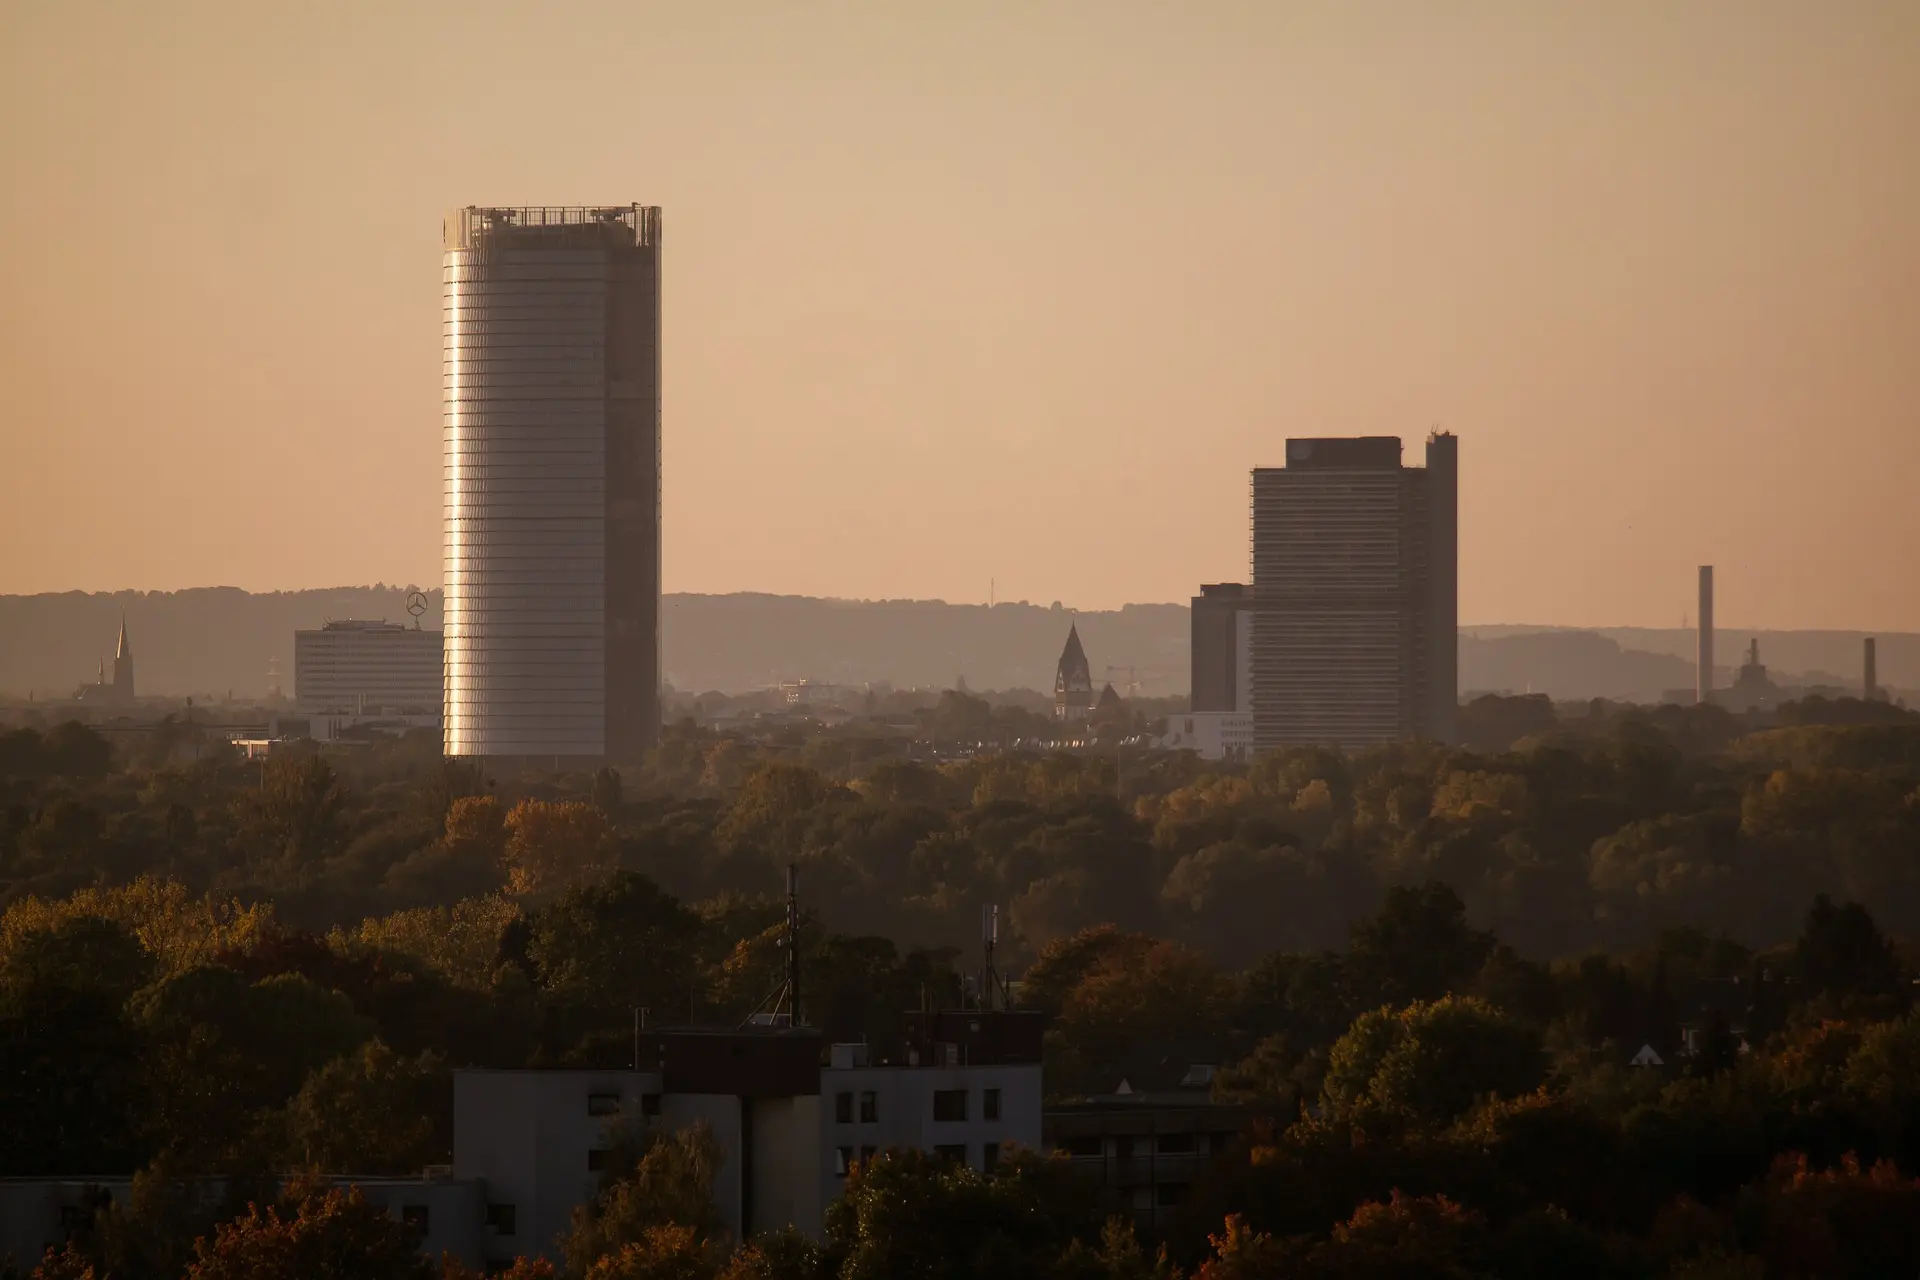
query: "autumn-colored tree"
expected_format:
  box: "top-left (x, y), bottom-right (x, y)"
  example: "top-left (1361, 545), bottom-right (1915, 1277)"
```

top-left (563, 1125), bottom-right (727, 1276)
top-left (582, 1225), bottom-right (718, 1280)
top-left (333, 895), bottom-right (521, 991)
top-left (504, 800), bottom-right (613, 896)
top-left (183, 1183), bottom-right (433, 1280)
top-left (1192, 1214), bottom-right (1291, 1280)
top-left (0, 876), bottom-right (274, 977)
top-left (714, 1228), bottom-right (824, 1280)
top-left (1746, 1153), bottom-right (1920, 1276)
top-left (1047, 937), bottom-right (1234, 1095)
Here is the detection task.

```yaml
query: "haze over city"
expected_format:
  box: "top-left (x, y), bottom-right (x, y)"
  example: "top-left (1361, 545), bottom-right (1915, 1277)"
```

top-left (3, 0), bottom-right (1916, 627)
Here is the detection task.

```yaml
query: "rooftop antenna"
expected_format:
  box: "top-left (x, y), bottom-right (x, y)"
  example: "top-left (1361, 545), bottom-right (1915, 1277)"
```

top-left (786, 863), bottom-right (801, 1025)
top-left (979, 904), bottom-right (1012, 1011)
top-left (739, 863), bottom-right (804, 1029)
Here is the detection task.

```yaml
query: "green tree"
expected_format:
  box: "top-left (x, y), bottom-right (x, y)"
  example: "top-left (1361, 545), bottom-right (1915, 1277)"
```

top-left (280, 1040), bottom-right (449, 1174)
top-left (0, 915), bottom-right (155, 1004)
top-left (1322, 996), bottom-right (1543, 1129)
top-left (824, 1149), bottom-right (1100, 1280)
top-left (241, 754), bottom-right (349, 873)
top-left (1796, 894), bottom-right (1903, 998)
top-left (1347, 884), bottom-right (1494, 1008)
top-left (528, 873), bottom-right (703, 1019)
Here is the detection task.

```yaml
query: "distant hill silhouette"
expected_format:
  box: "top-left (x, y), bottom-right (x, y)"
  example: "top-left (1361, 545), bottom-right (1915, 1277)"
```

top-left (0, 589), bottom-right (1908, 703)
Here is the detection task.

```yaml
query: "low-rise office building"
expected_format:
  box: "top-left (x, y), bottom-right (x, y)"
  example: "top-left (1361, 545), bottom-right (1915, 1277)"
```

top-left (294, 621), bottom-right (442, 719)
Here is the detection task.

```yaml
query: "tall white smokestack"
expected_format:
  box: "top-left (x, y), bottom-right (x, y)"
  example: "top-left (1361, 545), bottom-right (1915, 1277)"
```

top-left (1697, 566), bottom-right (1714, 705)
top-left (1864, 637), bottom-right (1878, 702)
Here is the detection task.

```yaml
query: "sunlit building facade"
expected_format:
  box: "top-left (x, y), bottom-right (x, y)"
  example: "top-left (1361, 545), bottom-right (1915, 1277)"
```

top-left (442, 205), bottom-right (662, 761)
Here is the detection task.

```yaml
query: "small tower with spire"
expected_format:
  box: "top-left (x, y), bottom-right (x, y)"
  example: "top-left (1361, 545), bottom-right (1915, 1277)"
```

top-left (1053, 622), bottom-right (1094, 722)
top-left (111, 612), bottom-right (135, 704)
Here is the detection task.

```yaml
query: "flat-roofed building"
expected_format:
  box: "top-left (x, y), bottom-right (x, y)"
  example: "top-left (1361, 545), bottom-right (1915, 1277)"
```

top-left (1249, 432), bottom-right (1457, 750)
top-left (294, 621), bottom-right (442, 715)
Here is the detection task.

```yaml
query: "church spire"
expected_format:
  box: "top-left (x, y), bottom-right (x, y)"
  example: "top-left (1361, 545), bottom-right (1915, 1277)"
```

top-left (112, 611), bottom-right (135, 702)
top-left (1053, 620), bottom-right (1094, 722)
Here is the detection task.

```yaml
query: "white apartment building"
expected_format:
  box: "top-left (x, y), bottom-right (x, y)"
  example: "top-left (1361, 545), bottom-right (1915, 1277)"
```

top-left (450, 1019), bottom-right (1043, 1267)
top-left (819, 1041), bottom-right (1042, 1206)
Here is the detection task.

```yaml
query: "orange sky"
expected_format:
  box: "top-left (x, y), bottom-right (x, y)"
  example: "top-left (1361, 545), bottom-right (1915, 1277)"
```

top-left (1, 1), bottom-right (1915, 627)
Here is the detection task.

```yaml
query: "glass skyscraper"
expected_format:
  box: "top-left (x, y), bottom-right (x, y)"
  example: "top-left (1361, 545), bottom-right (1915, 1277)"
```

top-left (442, 205), bottom-right (661, 761)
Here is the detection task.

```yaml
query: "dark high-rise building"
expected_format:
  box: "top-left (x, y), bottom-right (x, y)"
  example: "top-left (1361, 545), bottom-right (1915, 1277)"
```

top-left (443, 205), bottom-right (662, 763)
top-left (1190, 583), bottom-right (1252, 713)
top-left (1248, 432), bottom-right (1457, 750)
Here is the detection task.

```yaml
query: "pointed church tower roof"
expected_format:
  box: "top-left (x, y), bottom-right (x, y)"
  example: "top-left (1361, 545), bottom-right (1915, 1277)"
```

top-left (1055, 620), bottom-right (1094, 715)
top-left (116, 612), bottom-right (131, 660)
top-left (1059, 622), bottom-right (1087, 673)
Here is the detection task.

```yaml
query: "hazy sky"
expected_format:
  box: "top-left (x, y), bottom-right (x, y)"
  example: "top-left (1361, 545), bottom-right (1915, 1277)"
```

top-left (1, 1), bottom-right (1915, 627)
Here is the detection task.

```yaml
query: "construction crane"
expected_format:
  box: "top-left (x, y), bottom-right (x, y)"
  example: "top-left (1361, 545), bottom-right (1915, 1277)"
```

top-left (1103, 665), bottom-right (1154, 697)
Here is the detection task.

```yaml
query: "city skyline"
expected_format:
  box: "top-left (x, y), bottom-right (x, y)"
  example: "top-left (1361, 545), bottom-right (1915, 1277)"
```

top-left (2, 2), bottom-right (1917, 629)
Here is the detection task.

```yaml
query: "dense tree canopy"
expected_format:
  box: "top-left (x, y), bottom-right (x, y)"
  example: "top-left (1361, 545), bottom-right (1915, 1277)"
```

top-left (9, 699), bottom-right (1920, 1275)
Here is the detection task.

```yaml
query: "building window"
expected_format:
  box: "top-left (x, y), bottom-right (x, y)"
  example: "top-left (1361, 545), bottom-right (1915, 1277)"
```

top-left (642, 1094), bottom-right (662, 1117)
top-left (402, 1205), bottom-right (429, 1233)
top-left (982, 1141), bottom-right (1001, 1172)
top-left (587, 1148), bottom-right (609, 1172)
top-left (587, 1091), bottom-right (622, 1116)
top-left (1156, 1183), bottom-right (1189, 1208)
top-left (933, 1144), bottom-right (968, 1165)
top-left (983, 1088), bottom-right (1001, 1121)
top-left (835, 1146), bottom-right (855, 1176)
top-left (835, 1091), bottom-right (854, 1124)
top-left (485, 1203), bottom-right (516, 1236)
top-left (859, 1145), bottom-right (877, 1165)
top-left (860, 1090), bottom-right (878, 1123)
top-left (933, 1089), bottom-right (969, 1122)
top-left (1156, 1132), bottom-right (1196, 1155)
top-left (1061, 1135), bottom-right (1103, 1158)
top-left (1115, 1136), bottom-right (1135, 1160)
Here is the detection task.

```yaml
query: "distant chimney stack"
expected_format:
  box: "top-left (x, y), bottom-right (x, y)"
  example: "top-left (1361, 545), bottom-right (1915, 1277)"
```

top-left (1697, 567), bottom-right (1714, 706)
top-left (1864, 637), bottom-right (1878, 702)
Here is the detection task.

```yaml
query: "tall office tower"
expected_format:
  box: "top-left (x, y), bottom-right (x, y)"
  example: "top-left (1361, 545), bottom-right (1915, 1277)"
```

top-left (1697, 566), bottom-right (1714, 705)
top-left (1191, 583), bottom-right (1253, 713)
top-left (443, 206), bottom-right (662, 763)
top-left (1248, 433), bottom-right (1458, 751)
